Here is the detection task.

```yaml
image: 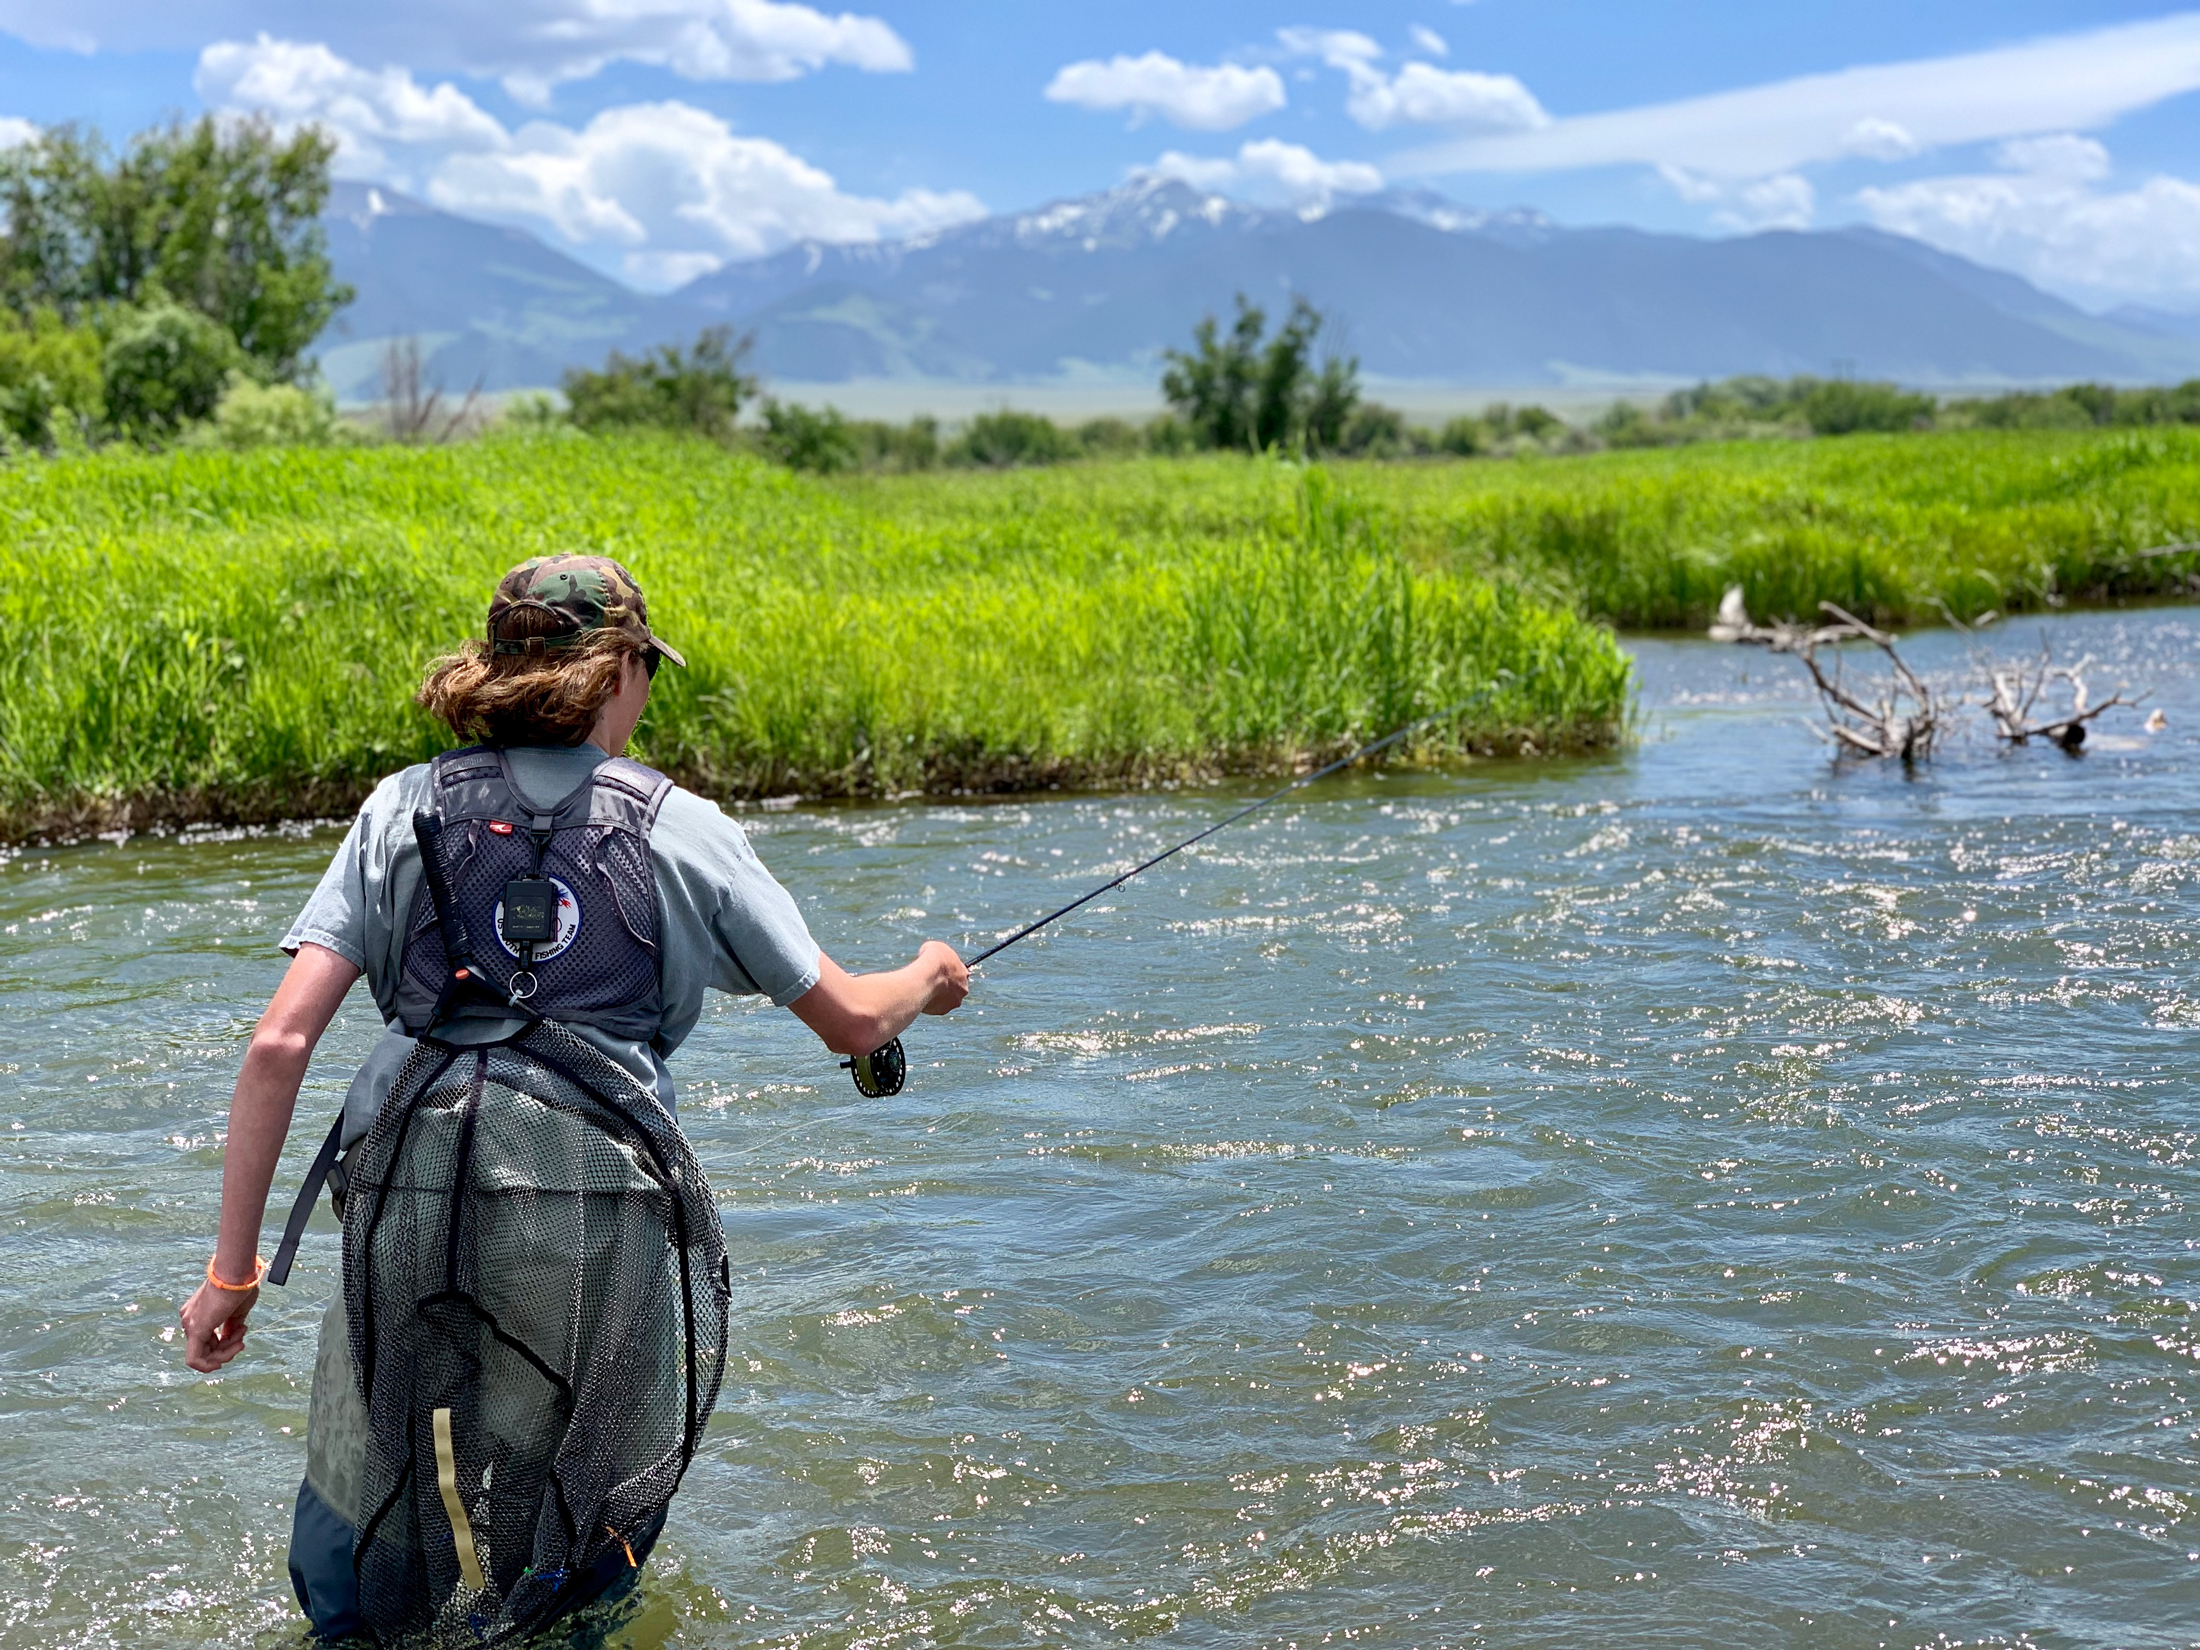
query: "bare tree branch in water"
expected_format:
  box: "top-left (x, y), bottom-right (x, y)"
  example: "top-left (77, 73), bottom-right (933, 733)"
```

top-left (1710, 589), bottom-right (1949, 761)
top-left (379, 336), bottom-right (483, 444)
top-left (1980, 644), bottom-right (2140, 750)
top-left (1926, 597), bottom-right (2146, 752)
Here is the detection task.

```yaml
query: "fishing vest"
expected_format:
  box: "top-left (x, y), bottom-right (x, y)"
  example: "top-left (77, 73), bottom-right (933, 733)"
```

top-left (393, 747), bottom-right (673, 1043)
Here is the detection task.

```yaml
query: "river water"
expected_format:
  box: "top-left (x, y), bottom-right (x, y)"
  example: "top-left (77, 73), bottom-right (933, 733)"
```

top-left (3, 607), bottom-right (2197, 1649)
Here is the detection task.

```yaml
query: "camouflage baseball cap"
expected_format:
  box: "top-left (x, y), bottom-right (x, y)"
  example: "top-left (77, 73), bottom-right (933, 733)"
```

top-left (485, 554), bottom-right (686, 668)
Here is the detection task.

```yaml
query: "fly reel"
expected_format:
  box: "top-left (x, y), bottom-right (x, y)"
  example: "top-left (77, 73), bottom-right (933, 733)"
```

top-left (841, 1037), bottom-right (907, 1098)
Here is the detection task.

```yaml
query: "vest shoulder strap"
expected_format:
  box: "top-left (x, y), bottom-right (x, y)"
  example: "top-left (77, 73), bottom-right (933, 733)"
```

top-left (589, 756), bottom-right (675, 834)
top-left (429, 745), bottom-right (501, 786)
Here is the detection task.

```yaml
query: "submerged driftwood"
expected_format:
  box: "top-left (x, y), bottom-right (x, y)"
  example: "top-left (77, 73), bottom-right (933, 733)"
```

top-left (1709, 586), bottom-right (2142, 761)
top-left (1710, 590), bottom-right (1948, 760)
top-left (1980, 645), bottom-right (2137, 750)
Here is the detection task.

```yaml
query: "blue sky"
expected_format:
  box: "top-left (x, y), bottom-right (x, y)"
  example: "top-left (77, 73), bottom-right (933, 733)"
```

top-left (0, 2), bottom-right (2193, 309)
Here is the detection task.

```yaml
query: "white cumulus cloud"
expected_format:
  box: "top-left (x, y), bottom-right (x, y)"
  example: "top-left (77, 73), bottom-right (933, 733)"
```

top-left (197, 36), bottom-right (505, 173)
top-left (1345, 62), bottom-right (1547, 131)
top-left (1138, 138), bottom-right (1383, 213)
top-left (432, 100), bottom-right (984, 279)
top-left (489, 0), bottom-right (913, 104)
top-left (0, 115), bottom-right (37, 148)
top-left (1046, 51), bottom-right (1287, 131)
top-left (1841, 117), bottom-right (1919, 161)
top-left (199, 38), bottom-right (982, 286)
top-left (1409, 25), bottom-right (1450, 59)
top-left (1659, 165), bottom-right (1817, 231)
top-left (1277, 28), bottom-right (1384, 71)
top-left (1278, 25), bottom-right (1546, 132)
top-left (0, 0), bottom-right (912, 104)
top-left (1858, 135), bottom-right (2200, 310)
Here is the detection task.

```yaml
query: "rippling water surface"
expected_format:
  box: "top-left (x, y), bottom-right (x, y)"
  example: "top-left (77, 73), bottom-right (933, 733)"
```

top-left (5, 608), bottom-right (2199, 1649)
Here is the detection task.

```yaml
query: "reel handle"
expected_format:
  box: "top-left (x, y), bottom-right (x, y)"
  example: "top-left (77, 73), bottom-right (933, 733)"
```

top-left (841, 1037), bottom-right (907, 1098)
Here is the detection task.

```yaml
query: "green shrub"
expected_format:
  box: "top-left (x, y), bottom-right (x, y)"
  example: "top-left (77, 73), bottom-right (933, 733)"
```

top-left (1074, 416), bottom-right (1144, 457)
top-left (1798, 379), bottom-right (1935, 436)
top-left (562, 326), bottom-right (753, 438)
top-left (194, 373), bottom-right (341, 448)
top-left (0, 306), bottom-right (101, 447)
top-left (1508, 405), bottom-right (1563, 440)
top-left (757, 398), bottom-right (861, 473)
top-left (101, 300), bottom-right (245, 438)
top-left (852, 414), bottom-right (940, 471)
top-left (499, 392), bottom-right (566, 430)
top-left (1436, 416), bottom-right (1488, 457)
top-left (1143, 414), bottom-right (1197, 455)
top-left (1336, 402), bottom-right (1424, 458)
top-left (953, 408), bottom-right (1073, 467)
top-left (1593, 401), bottom-right (1668, 449)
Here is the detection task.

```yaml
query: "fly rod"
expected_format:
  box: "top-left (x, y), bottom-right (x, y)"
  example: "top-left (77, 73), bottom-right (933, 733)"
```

top-left (840, 683), bottom-right (1506, 1096)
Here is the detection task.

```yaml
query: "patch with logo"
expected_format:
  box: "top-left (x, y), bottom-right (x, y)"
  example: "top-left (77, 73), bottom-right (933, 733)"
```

top-left (493, 876), bottom-right (581, 962)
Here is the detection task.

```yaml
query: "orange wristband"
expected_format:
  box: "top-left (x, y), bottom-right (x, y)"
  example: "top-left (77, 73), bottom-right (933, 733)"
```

top-left (206, 1254), bottom-right (267, 1292)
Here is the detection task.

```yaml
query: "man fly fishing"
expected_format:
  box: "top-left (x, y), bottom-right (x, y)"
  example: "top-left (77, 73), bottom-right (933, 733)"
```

top-left (176, 556), bottom-right (967, 1640)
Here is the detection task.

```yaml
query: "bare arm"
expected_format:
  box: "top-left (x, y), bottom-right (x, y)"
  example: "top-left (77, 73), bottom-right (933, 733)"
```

top-left (788, 941), bottom-right (969, 1057)
top-left (179, 943), bottom-right (361, 1373)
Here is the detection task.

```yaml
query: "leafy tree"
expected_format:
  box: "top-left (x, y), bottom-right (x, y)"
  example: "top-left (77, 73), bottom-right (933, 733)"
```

top-left (852, 413), bottom-right (940, 471)
top-left (101, 300), bottom-right (243, 437)
top-left (1505, 404), bottom-right (1563, 440)
top-left (1335, 402), bottom-right (1419, 458)
top-left (1798, 378), bottom-right (1934, 436)
top-left (756, 398), bottom-right (861, 472)
top-left (1161, 294), bottom-right (1360, 454)
top-left (1950, 380), bottom-right (2200, 430)
top-left (564, 327), bottom-right (756, 439)
top-left (0, 305), bottom-right (101, 446)
top-left (0, 116), bottom-right (349, 382)
top-left (1073, 416), bottom-right (1144, 457)
top-left (1303, 356), bottom-right (1359, 453)
top-left (1436, 415), bottom-right (1487, 457)
top-left (1592, 400), bottom-right (1663, 448)
top-left (1142, 414), bottom-right (1197, 456)
top-left (953, 409), bottom-right (1072, 467)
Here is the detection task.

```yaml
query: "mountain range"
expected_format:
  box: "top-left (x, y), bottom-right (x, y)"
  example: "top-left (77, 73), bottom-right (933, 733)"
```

top-left (315, 178), bottom-right (2200, 406)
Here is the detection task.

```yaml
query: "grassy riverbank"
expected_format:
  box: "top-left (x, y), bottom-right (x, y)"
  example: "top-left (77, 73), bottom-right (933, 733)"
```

top-left (0, 435), bottom-right (1627, 839)
top-left (842, 426), bottom-right (2200, 631)
top-left (4, 425), bottom-right (2193, 840)
top-left (1387, 426), bottom-right (2200, 628)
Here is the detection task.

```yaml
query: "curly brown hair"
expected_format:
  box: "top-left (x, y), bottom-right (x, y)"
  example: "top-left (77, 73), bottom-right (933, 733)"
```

top-left (416, 600), bottom-right (641, 747)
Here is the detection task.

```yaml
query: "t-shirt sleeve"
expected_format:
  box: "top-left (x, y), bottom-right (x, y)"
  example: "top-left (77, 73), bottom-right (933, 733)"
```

top-left (652, 788), bottom-right (821, 1008)
top-left (279, 766), bottom-right (430, 995)
top-left (281, 805), bottom-right (375, 968)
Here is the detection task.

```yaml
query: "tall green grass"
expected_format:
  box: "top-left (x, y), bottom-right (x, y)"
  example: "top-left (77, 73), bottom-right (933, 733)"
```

top-left (834, 427), bottom-right (2200, 631)
top-left (0, 437), bottom-right (1626, 837)
top-left (9, 425), bottom-right (2189, 837)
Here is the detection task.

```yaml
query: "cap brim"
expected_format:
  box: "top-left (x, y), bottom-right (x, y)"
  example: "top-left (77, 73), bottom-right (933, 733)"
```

top-left (647, 635), bottom-right (687, 668)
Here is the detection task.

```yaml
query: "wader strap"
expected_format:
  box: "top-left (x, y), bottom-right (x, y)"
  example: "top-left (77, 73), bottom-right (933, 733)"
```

top-left (266, 1112), bottom-right (346, 1287)
top-left (432, 1406), bottom-right (489, 1592)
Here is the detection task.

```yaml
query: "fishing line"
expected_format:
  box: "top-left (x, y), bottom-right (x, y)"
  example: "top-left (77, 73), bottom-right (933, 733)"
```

top-left (840, 683), bottom-right (1506, 1097)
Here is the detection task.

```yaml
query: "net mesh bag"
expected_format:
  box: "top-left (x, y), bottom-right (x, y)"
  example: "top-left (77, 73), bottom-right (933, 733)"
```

top-left (341, 1019), bottom-right (729, 1643)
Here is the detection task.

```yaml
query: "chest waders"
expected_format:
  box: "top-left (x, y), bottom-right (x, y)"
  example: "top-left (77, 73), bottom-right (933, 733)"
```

top-left (268, 749), bottom-right (731, 1644)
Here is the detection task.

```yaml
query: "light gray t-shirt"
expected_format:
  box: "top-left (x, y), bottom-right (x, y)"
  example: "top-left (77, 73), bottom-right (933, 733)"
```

top-left (283, 744), bottom-right (820, 1127)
